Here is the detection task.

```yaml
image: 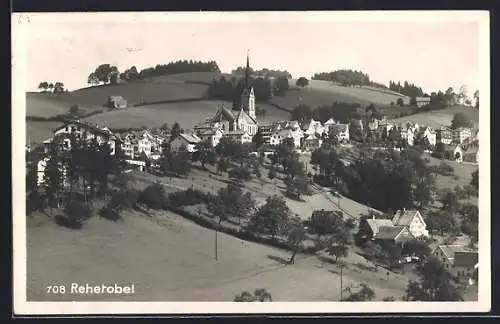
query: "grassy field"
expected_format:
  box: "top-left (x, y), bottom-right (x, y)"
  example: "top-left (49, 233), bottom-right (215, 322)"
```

top-left (83, 100), bottom-right (290, 131)
top-left (27, 209), bottom-right (411, 302)
top-left (26, 92), bottom-right (104, 117)
top-left (391, 105), bottom-right (479, 129)
top-left (426, 156), bottom-right (478, 191)
top-left (26, 121), bottom-right (64, 145)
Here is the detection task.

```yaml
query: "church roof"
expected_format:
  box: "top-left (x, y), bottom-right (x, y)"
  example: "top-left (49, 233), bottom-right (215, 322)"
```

top-left (236, 107), bottom-right (257, 124)
top-left (212, 105), bottom-right (235, 123)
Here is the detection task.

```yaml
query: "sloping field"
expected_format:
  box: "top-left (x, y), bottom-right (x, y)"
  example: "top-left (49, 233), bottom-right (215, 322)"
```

top-left (391, 105), bottom-right (479, 129)
top-left (26, 92), bottom-right (103, 117)
top-left (69, 81), bottom-right (209, 107)
top-left (427, 156), bottom-right (478, 191)
top-left (27, 211), bottom-right (410, 301)
top-left (26, 121), bottom-right (63, 144)
top-left (84, 100), bottom-right (290, 131)
top-left (288, 79), bottom-right (408, 105)
top-left (148, 72), bottom-right (229, 84)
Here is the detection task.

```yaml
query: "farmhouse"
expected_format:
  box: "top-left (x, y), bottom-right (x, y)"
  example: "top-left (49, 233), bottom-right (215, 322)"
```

top-left (418, 126), bottom-right (437, 146)
top-left (196, 127), bottom-right (224, 148)
top-left (270, 128), bottom-right (302, 148)
top-left (328, 123), bottom-right (350, 143)
top-left (170, 133), bottom-right (202, 153)
top-left (107, 95), bottom-right (128, 109)
top-left (432, 245), bottom-right (478, 281)
top-left (453, 127), bottom-right (473, 144)
top-left (373, 225), bottom-right (415, 245)
top-left (462, 139), bottom-right (479, 164)
top-left (47, 120), bottom-right (120, 155)
top-left (415, 97), bottom-right (431, 108)
top-left (324, 118), bottom-right (337, 127)
top-left (302, 118), bottom-right (326, 137)
top-left (302, 133), bottom-right (323, 151)
top-left (392, 209), bottom-right (429, 238)
top-left (436, 128), bottom-right (453, 145)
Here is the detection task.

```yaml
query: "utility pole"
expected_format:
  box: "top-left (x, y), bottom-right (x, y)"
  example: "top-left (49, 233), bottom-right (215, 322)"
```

top-left (214, 216), bottom-right (221, 261)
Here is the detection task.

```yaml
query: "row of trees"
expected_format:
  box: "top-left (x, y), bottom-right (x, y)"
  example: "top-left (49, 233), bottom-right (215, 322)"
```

top-left (207, 75), bottom-right (290, 110)
top-left (290, 102), bottom-right (363, 126)
top-left (311, 69), bottom-right (372, 87)
top-left (38, 81), bottom-right (66, 94)
top-left (388, 80), bottom-right (426, 98)
top-left (231, 66), bottom-right (292, 79)
top-left (87, 60), bottom-right (221, 86)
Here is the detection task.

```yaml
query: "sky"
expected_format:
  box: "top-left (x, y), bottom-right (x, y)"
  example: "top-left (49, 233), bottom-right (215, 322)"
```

top-left (15, 11), bottom-right (485, 95)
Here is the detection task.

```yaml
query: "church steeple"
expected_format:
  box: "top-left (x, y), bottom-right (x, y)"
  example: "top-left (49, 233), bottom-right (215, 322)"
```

top-left (244, 50), bottom-right (250, 89)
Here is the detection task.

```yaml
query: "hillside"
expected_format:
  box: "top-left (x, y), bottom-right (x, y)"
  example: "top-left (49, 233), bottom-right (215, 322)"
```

top-left (83, 100), bottom-right (290, 131)
top-left (390, 105), bottom-right (479, 129)
top-left (26, 92), bottom-right (103, 117)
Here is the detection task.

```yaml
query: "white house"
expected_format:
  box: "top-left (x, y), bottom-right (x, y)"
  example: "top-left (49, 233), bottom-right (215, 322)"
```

top-left (36, 157), bottom-right (69, 188)
top-left (415, 97), bottom-right (431, 108)
top-left (324, 118), bottom-right (337, 127)
top-left (170, 133), bottom-right (202, 153)
top-left (196, 127), bottom-right (224, 148)
top-left (303, 118), bottom-right (326, 137)
top-left (302, 133), bottom-right (323, 151)
top-left (270, 128), bottom-right (301, 148)
top-left (444, 144), bottom-right (464, 163)
top-left (223, 130), bottom-right (253, 144)
top-left (391, 209), bottom-right (429, 238)
top-left (420, 126), bottom-right (437, 146)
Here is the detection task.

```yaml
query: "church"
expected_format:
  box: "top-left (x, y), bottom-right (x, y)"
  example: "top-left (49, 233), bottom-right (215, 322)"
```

top-left (194, 53), bottom-right (259, 145)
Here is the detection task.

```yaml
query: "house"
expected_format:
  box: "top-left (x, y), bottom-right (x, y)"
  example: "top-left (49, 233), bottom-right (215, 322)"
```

top-left (462, 139), bottom-right (479, 164)
top-left (302, 118), bottom-right (326, 137)
top-left (120, 133), bottom-right (136, 159)
top-left (374, 225), bottom-right (415, 245)
top-left (437, 128), bottom-right (453, 145)
top-left (328, 123), bottom-right (350, 143)
top-left (432, 245), bottom-right (478, 281)
top-left (223, 130), bottom-right (253, 144)
top-left (270, 127), bottom-right (303, 148)
top-left (357, 217), bottom-right (394, 240)
top-left (196, 127), bottom-right (224, 148)
top-left (367, 119), bottom-right (379, 132)
top-left (392, 209), bottom-right (429, 238)
top-left (208, 104), bottom-right (258, 137)
top-left (302, 133), bottom-right (323, 151)
top-left (399, 124), bottom-right (415, 146)
top-left (107, 95), bottom-right (128, 109)
top-left (170, 133), bottom-right (202, 153)
top-left (257, 122), bottom-right (274, 145)
top-left (49, 120), bottom-right (120, 155)
top-left (420, 126), bottom-right (437, 146)
top-left (443, 144), bottom-right (464, 163)
top-left (36, 157), bottom-right (69, 188)
top-left (453, 127), bottom-right (473, 144)
top-left (415, 97), bottom-right (431, 108)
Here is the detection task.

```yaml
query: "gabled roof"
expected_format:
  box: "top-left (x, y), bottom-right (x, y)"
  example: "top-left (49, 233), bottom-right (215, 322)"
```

top-left (375, 225), bottom-right (409, 240)
top-left (304, 133), bottom-right (320, 141)
top-left (324, 118), bottom-right (337, 125)
top-left (365, 218), bottom-right (394, 235)
top-left (392, 209), bottom-right (424, 227)
top-left (177, 133), bottom-right (201, 144)
top-left (236, 108), bottom-right (257, 125)
top-left (436, 245), bottom-right (470, 263)
top-left (329, 123), bottom-right (349, 133)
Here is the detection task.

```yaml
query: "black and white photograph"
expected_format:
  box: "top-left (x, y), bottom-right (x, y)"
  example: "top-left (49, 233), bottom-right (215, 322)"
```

top-left (12, 11), bottom-right (490, 314)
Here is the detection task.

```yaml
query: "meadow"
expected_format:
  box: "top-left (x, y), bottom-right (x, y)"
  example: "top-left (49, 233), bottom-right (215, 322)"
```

top-left (391, 105), bottom-right (479, 129)
top-left (83, 100), bottom-right (291, 131)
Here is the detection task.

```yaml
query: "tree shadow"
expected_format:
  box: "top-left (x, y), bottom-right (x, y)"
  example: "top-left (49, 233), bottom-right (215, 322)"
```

top-left (267, 254), bottom-right (291, 265)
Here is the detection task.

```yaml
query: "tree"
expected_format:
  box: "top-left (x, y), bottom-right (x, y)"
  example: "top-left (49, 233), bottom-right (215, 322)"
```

top-left (309, 210), bottom-right (344, 239)
top-left (343, 283), bottom-right (375, 301)
top-left (38, 81), bottom-right (49, 92)
top-left (473, 90), bottom-right (479, 109)
top-left (234, 288), bottom-right (272, 302)
top-left (192, 141), bottom-right (216, 168)
top-left (138, 181), bottom-right (168, 210)
top-left (396, 98), bottom-right (404, 107)
top-left (53, 82), bottom-right (65, 94)
top-left (451, 112), bottom-right (473, 129)
top-left (170, 122), bottom-right (181, 142)
top-left (42, 143), bottom-right (65, 212)
top-left (410, 96), bottom-right (417, 106)
top-left (403, 257), bottom-right (463, 301)
top-left (425, 209), bottom-right (457, 236)
top-left (252, 130), bottom-right (265, 149)
top-left (216, 157), bottom-right (229, 175)
top-left (291, 104), bottom-right (313, 125)
top-left (287, 218), bottom-right (306, 264)
top-left (248, 195), bottom-right (292, 239)
top-left (274, 76), bottom-right (290, 96)
top-left (48, 83), bottom-right (54, 91)
top-left (88, 73), bottom-right (100, 86)
top-left (470, 170), bottom-right (478, 190)
top-left (69, 104), bottom-right (80, 117)
top-left (90, 64), bottom-right (119, 85)
top-left (268, 165), bottom-right (277, 182)
top-left (296, 77), bottom-right (309, 87)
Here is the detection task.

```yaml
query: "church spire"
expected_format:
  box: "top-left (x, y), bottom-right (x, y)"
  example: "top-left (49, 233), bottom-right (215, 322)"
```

top-left (244, 49), bottom-right (250, 88)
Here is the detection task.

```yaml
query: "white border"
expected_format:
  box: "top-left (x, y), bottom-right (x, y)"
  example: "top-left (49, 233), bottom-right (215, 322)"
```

top-left (12, 11), bottom-right (491, 315)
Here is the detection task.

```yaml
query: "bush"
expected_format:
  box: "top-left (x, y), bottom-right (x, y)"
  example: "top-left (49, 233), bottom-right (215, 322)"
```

top-left (168, 188), bottom-right (214, 208)
top-left (56, 201), bottom-right (93, 229)
top-left (138, 182), bottom-right (169, 210)
top-left (228, 166), bottom-right (252, 181)
top-left (432, 162), bottom-right (455, 176)
top-left (99, 206), bottom-right (122, 221)
top-left (110, 189), bottom-right (139, 211)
